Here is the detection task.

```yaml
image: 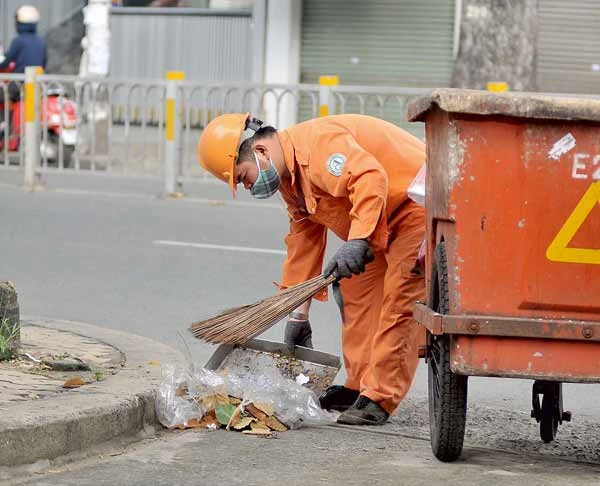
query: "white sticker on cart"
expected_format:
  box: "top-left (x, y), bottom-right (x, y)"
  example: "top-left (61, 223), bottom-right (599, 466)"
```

top-left (548, 133), bottom-right (576, 160)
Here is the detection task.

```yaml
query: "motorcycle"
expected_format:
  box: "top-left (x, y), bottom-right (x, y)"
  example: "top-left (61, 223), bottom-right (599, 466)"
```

top-left (0, 61), bottom-right (78, 168)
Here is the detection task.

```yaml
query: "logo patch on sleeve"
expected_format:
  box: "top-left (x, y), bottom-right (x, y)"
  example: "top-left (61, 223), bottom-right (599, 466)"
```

top-left (326, 153), bottom-right (346, 176)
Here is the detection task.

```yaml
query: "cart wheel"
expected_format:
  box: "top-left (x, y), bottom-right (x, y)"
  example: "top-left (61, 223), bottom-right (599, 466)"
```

top-left (540, 393), bottom-right (559, 443)
top-left (428, 242), bottom-right (468, 462)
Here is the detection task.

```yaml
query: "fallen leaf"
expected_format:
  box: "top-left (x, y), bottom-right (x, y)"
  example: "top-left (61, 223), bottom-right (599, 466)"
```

top-left (186, 418), bottom-right (203, 428)
top-left (198, 393), bottom-right (232, 409)
top-left (147, 360), bottom-right (161, 366)
top-left (229, 395), bottom-right (242, 405)
top-left (199, 410), bottom-right (218, 428)
top-left (245, 404), bottom-right (288, 432)
top-left (253, 402), bottom-right (274, 416)
top-left (251, 420), bottom-right (270, 431)
top-left (226, 403), bottom-right (244, 431)
top-left (63, 377), bottom-right (86, 389)
top-left (170, 412), bottom-right (217, 431)
top-left (242, 421), bottom-right (272, 435)
top-left (215, 403), bottom-right (237, 426)
top-left (242, 429), bottom-right (271, 436)
top-left (232, 416), bottom-right (254, 430)
top-left (242, 428), bottom-right (272, 436)
top-left (176, 386), bottom-right (188, 397)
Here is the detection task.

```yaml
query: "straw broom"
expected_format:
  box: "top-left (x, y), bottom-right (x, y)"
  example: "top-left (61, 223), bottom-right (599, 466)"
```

top-left (189, 274), bottom-right (336, 345)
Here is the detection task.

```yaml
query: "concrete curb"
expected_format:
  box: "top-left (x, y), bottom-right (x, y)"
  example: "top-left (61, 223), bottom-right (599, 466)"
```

top-left (0, 316), bottom-right (184, 468)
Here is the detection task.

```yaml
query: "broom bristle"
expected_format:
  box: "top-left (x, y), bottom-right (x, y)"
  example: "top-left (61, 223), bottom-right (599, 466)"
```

top-left (189, 275), bottom-right (336, 344)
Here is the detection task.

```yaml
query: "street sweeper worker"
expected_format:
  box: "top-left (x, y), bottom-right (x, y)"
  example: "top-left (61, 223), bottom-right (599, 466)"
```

top-left (197, 113), bottom-right (425, 426)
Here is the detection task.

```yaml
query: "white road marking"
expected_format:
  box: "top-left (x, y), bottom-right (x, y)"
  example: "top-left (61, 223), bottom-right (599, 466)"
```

top-left (153, 240), bottom-right (287, 255)
top-left (51, 188), bottom-right (283, 209)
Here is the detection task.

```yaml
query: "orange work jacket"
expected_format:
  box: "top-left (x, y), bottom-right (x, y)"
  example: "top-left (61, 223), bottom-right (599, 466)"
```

top-left (278, 114), bottom-right (425, 300)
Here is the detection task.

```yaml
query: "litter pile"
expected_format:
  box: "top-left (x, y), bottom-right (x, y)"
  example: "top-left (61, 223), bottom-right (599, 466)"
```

top-left (172, 391), bottom-right (289, 435)
top-left (156, 362), bottom-right (338, 434)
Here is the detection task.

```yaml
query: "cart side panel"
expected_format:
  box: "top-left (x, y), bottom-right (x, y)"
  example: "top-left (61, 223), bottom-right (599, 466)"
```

top-left (451, 335), bottom-right (600, 382)
top-left (424, 109), bottom-right (455, 223)
top-left (423, 110), bottom-right (459, 314)
top-left (446, 115), bottom-right (600, 321)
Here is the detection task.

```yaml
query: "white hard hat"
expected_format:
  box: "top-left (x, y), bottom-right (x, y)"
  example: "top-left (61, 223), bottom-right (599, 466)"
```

top-left (16, 5), bottom-right (40, 23)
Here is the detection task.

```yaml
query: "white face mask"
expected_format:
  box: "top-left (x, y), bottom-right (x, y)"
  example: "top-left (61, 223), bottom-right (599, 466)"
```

top-left (250, 152), bottom-right (280, 199)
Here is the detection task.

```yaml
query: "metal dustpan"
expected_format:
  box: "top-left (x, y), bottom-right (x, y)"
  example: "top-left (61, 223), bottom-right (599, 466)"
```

top-left (205, 339), bottom-right (341, 396)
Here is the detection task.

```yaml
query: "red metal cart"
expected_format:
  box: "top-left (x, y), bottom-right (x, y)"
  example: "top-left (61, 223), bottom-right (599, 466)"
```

top-left (408, 89), bottom-right (600, 462)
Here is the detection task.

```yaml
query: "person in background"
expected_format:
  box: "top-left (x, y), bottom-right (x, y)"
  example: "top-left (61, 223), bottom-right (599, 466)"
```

top-left (0, 3), bottom-right (46, 132)
top-left (0, 5), bottom-right (46, 77)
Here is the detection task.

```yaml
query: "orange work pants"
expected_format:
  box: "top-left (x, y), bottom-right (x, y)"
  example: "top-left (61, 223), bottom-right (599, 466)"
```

top-left (338, 206), bottom-right (425, 414)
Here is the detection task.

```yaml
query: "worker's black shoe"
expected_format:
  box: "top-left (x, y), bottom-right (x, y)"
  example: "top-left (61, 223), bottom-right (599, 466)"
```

top-left (318, 385), bottom-right (360, 412)
top-left (336, 395), bottom-right (389, 426)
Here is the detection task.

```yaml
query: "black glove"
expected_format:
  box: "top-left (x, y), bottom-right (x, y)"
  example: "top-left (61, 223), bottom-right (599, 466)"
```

top-left (284, 319), bottom-right (313, 349)
top-left (323, 239), bottom-right (375, 280)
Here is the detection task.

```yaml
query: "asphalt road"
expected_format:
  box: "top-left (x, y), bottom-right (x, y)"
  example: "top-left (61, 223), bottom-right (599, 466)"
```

top-left (2, 171), bottom-right (600, 481)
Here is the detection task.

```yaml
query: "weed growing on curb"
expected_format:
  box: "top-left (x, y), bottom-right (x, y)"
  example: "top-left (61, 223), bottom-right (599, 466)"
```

top-left (0, 317), bottom-right (19, 360)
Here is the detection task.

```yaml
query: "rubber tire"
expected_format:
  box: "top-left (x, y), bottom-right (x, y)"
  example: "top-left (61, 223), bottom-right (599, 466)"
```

top-left (45, 133), bottom-right (73, 168)
top-left (540, 393), bottom-right (559, 443)
top-left (62, 145), bottom-right (74, 169)
top-left (428, 242), bottom-right (468, 462)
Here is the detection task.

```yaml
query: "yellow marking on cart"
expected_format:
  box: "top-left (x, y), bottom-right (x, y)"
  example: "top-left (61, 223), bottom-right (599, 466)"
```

top-left (546, 180), bottom-right (600, 264)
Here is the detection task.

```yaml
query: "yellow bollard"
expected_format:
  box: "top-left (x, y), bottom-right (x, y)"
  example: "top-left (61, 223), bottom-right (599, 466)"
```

top-left (487, 81), bottom-right (508, 93)
top-left (164, 71), bottom-right (185, 196)
top-left (24, 66), bottom-right (41, 189)
top-left (165, 71), bottom-right (185, 141)
top-left (319, 75), bottom-right (339, 117)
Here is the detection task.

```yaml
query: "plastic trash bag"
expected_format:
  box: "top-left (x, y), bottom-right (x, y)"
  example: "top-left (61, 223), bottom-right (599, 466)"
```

top-left (155, 360), bottom-right (338, 430)
top-left (155, 364), bottom-right (226, 429)
top-left (408, 163), bottom-right (426, 207)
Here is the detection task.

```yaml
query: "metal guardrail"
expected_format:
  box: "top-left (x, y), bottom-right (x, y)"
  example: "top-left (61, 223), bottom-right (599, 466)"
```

top-left (0, 69), bottom-right (433, 194)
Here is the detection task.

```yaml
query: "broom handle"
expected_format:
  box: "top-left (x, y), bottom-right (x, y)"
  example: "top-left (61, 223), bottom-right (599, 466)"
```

top-left (299, 274), bottom-right (338, 301)
top-left (322, 274), bottom-right (338, 286)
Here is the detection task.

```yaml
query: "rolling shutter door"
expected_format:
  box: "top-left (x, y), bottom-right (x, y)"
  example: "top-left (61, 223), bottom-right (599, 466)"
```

top-left (537, 0), bottom-right (600, 94)
top-left (300, 0), bottom-right (454, 87)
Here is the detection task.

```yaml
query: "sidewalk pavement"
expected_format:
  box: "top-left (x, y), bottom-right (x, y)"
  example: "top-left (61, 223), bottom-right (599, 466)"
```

top-left (0, 316), bottom-right (185, 469)
top-left (4, 317), bottom-right (600, 486)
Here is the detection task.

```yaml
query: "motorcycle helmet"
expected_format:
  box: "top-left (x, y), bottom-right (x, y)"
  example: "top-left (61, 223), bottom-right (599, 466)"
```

top-left (16, 5), bottom-right (40, 24)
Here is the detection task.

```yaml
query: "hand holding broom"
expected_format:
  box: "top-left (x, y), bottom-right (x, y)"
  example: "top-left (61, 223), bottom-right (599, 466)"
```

top-left (189, 239), bottom-right (374, 345)
top-left (189, 274), bottom-right (337, 345)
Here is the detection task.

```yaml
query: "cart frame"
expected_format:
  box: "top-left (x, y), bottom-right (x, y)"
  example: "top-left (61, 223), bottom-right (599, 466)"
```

top-left (408, 89), bottom-right (600, 461)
